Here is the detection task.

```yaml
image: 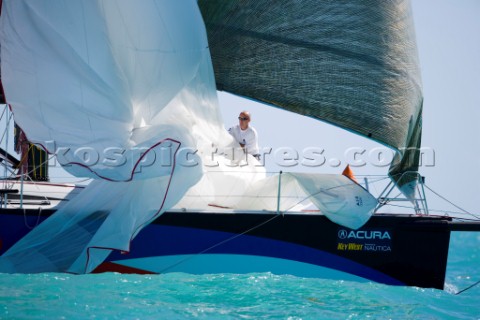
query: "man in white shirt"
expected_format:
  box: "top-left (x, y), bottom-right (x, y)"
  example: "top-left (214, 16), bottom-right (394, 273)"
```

top-left (228, 111), bottom-right (260, 160)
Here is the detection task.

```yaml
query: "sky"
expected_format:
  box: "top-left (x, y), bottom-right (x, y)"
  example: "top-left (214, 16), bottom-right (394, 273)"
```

top-left (411, 0), bottom-right (480, 215)
top-left (217, 0), bottom-right (480, 215)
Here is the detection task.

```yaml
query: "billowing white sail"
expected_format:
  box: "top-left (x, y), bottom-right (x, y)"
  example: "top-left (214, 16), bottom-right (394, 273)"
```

top-left (1, 0), bottom-right (219, 181)
top-left (0, 0), bottom-right (237, 273)
top-left (0, 0), bottom-right (377, 273)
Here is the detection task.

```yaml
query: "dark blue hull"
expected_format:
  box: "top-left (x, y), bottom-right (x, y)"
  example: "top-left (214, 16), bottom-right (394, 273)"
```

top-left (0, 209), bottom-right (452, 289)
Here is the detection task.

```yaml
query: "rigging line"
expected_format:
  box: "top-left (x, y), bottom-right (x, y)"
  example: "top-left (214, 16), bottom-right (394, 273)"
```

top-left (17, 144), bottom-right (32, 167)
top-left (357, 174), bottom-right (391, 177)
top-left (159, 178), bottom-right (374, 273)
top-left (423, 184), bottom-right (480, 220)
top-left (424, 207), bottom-right (480, 219)
top-left (23, 207), bottom-right (43, 230)
top-left (378, 203), bottom-right (417, 211)
top-left (14, 145), bottom-right (43, 181)
top-left (0, 105), bottom-right (7, 121)
top-left (376, 204), bottom-right (479, 220)
top-left (455, 280), bottom-right (480, 295)
top-left (362, 178), bottom-right (391, 185)
top-left (15, 147), bottom-right (56, 181)
top-left (356, 175), bottom-right (392, 182)
top-left (379, 190), bottom-right (404, 202)
top-left (157, 214), bottom-right (281, 274)
top-left (0, 112), bottom-right (13, 143)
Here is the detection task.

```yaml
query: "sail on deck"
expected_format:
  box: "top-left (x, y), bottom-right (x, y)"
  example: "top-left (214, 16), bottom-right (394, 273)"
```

top-left (198, 0), bottom-right (423, 191)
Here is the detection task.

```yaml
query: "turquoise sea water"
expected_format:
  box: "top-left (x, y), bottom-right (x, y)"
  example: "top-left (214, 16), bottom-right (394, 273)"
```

top-left (1, 232), bottom-right (479, 319)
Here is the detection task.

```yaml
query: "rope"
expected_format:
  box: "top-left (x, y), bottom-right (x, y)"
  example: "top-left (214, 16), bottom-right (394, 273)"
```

top-left (455, 280), bottom-right (480, 295)
top-left (0, 105), bottom-right (7, 121)
top-left (0, 112), bottom-right (13, 143)
top-left (423, 184), bottom-right (480, 220)
top-left (23, 207), bottom-right (43, 230)
top-left (157, 176), bottom-right (366, 273)
top-left (158, 213), bottom-right (281, 273)
top-left (378, 203), bottom-right (417, 211)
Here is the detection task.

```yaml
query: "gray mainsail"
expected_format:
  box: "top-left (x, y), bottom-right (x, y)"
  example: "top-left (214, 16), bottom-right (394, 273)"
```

top-left (198, 0), bottom-right (423, 190)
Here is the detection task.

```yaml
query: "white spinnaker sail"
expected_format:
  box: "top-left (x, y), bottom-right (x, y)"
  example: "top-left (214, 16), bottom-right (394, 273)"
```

top-left (0, 0), bottom-right (238, 273)
top-left (1, 0), bottom-right (220, 180)
top-left (0, 0), bottom-right (375, 273)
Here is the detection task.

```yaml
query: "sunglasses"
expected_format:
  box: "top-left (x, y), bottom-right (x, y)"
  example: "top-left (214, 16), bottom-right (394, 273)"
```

top-left (238, 117), bottom-right (249, 121)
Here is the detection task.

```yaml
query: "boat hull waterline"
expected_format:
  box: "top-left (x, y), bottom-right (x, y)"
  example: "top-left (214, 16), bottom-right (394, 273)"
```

top-left (0, 209), bottom-right (452, 289)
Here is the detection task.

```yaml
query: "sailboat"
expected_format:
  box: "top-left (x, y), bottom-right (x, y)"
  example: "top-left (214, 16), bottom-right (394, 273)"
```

top-left (0, 0), bottom-right (479, 290)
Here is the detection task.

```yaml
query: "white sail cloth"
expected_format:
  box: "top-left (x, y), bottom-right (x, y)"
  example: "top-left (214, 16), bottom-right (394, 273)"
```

top-left (0, 0), bottom-right (238, 273)
top-left (176, 172), bottom-right (375, 230)
top-left (0, 0), bottom-right (375, 273)
top-left (1, 0), bottom-right (218, 181)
